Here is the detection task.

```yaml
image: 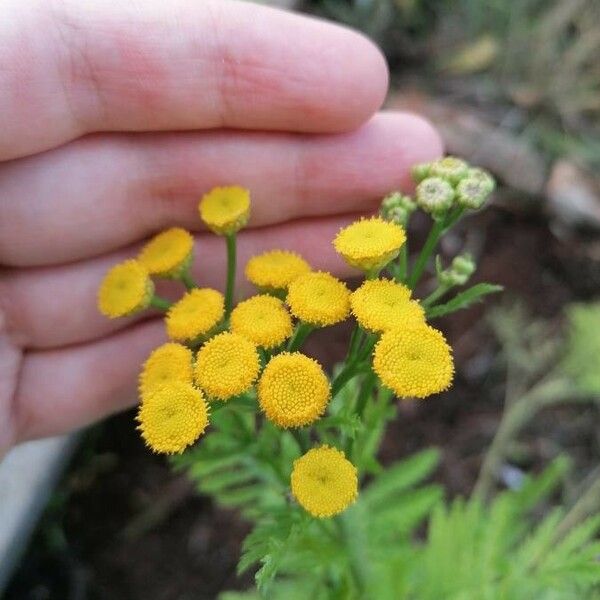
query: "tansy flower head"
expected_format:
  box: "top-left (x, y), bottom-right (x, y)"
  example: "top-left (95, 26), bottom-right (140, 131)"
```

top-left (166, 288), bottom-right (224, 342)
top-left (195, 332), bottom-right (260, 400)
top-left (258, 352), bottom-right (330, 428)
top-left (416, 177), bottom-right (455, 215)
top-left (373, 324), bottom-right (454, 399)
top-left (245, 250), bottom-right (311, 292)
top-left (230, 294), bottom-right (293, 349)
top-left (351, 279), bottom-right (425, 333)
top-left (199, 185), bottom-right (250, 235)
top-left (429, 156), bottom-right (469, 185)
top-left (456, 175), bottom-right (493, 210)
top-left (136, 382), bottom-right (209, 454)
top-left (333, 217), bottom-right (406, 272)
top-left (98, 260), bottom-right (153, 318)
top-left (291, 445), bottom-right (358, 518)
top-left (138, 343), bottom-right (194, 400)
top-left (286, 272), bottom-right (350, 327)
top-left (138, 227), bottom-right (194, 277)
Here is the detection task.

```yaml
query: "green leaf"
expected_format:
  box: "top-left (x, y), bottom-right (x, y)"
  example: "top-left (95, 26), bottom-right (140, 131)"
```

top-left (426, 283), bottom-right (503, 318)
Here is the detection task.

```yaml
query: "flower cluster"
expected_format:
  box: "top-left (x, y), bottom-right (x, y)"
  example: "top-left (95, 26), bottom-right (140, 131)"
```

top-left (97, 157), bottom-right (496, 521)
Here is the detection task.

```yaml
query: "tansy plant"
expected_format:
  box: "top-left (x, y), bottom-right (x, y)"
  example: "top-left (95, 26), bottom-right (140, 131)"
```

top-left (98, 158), bottom-right (503, 595)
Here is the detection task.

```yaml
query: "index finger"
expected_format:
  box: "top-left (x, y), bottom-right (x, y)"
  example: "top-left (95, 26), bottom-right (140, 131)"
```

top-left (0, 0), bottom-right (389, 160)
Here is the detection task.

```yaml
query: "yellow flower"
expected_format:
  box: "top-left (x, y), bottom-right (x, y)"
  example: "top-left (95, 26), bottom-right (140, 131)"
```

top-left (258, 352), bottom-right (330, 428)
top-left (230, 295), bottom-right (293, 349)
top-left (195, 332), bottom-right (260, 400)
top-left (373, 325), bottom-right (454, 399)
top-left (291, 446), bottom-right (358, 518)
top-left (351, 279), bottom-right (426, 333)
top-left (165, 288), bottom-right (224, 342)
top-left (199, 185), bottom-right (250, 235)
top-left (138, 343), bottom-right (194, 400)
top-left (245, 250), bottom-right (311, 292)
top-left (286, 272), bottom-right (350, 327)
top-left (138, 227), bottom-right (194, 277)
top-left (136, 382), bottom-right (209, 454)
top-left (333, 217), bottom-right (406, 272)
top-left (98, 260), bottom-right (153, 318)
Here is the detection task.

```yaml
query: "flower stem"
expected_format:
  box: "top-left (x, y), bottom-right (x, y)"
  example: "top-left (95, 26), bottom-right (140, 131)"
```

top-left (225, 233), bottom-right (237, 317)
top-left (287, 322), bottom-right (314, 352)
top-left (180, 269), bottom-right (197, 291)
top-left (150, 295), bottom-right (172, 311)
top-left (407, 218), bottom-right (445, 290)
top-left (422, 283), bottom-right (451, 308)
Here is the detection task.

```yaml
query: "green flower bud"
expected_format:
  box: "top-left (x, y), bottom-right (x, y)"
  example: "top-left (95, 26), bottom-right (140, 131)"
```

top-left (411, 162), bottom-right (432, 183)
top-left (466, 167), bottom-right (495, 194)
top-left (437, 253), bottom-right (476, 287)
top-left (380, 192), bottom-right (417, 226)
top-left (416, 177), bottom-right (455, 215)
top-left (456, 174), bottom-right (493, 210)
top-left (429, 156), bottom-right (469, 185)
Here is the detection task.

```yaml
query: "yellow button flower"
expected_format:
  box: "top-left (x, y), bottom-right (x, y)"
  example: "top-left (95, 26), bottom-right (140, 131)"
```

top-left (165, 288), bottom-right (224, 342)
top-left (230, 295), bottom-right (293, 349)
top-left (286, 272), bottom-right (350, 327)
top-left (373, 325), bottom-right (454, 399)
top-left (258, 352), bottom-right (330, 428)
top-left (138, 343), bottom-right (194, 401)
top-left (98, 260), bottom-right (154, 318)
top-left (136, 382), bottom-right (209, 454)
top-left (195, 332), bottom-right (260, 400)
top-left (351, 279), bottom-right (425, 333)
top-left (245, 250), bottom-right (311, 292)
top-left (138, 227), bottom-right (194, 277)
top-left (291, 446), bottom-right (358, 518)
top-left (333, 217), bottom-right (406, 272)
top-left (199, 185), bottom-right (250, 235)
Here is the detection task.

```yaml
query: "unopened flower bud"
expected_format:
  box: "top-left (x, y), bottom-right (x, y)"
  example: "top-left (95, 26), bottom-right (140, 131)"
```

top-left (411, 162), bottom-right (432, 183)
top-left (429, 156), bottom-right (469, 185)
top-left (466, 167), bottom-right (495, 194)
top-left (449, 254), bottom-right (476, 285)
top-left (416, 177), bottom-right (455, 215)
top-left (456, 174), bottom-right (493, 210)
top-left (380, 192), bottom-right (417, 226)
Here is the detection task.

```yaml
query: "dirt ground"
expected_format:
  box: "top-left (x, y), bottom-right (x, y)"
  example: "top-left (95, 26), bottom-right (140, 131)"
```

top-left (6, 205), bottom-right (600, 599)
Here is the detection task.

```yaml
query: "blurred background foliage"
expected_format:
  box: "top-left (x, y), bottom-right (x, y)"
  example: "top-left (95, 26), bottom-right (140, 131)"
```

top-left (309, 0), bottom-right (600, 169)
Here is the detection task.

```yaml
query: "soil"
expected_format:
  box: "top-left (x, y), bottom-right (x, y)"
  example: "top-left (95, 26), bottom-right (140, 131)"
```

top-left (5, 206), bottom-right (600, 600)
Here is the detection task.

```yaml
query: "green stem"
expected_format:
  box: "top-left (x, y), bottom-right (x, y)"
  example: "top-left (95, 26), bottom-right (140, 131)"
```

top-left (346, 326), bottom-right (365, 364)
top-left (287, 322), bottom-right (314, 352)
top-left (422, 283), bottom-right (451, 308)
top-left (290, 428), bottom-right (310, 453)
top-left (150, 295), bottom-right (172, 311)
top-left (354, 372), bottom-right (377, 419)
top-left (407, 218), bottom-right (445, 290)
top-left (225, 233), bottom-right (237, 317)
top-left (180, 269), bottom-right (197, 291)
top-left (397, 241), bottom-right (408, 282)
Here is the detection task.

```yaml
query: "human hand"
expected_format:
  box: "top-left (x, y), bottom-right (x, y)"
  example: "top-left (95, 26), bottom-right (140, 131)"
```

top-left (0, 0), bottom-right (442, 453)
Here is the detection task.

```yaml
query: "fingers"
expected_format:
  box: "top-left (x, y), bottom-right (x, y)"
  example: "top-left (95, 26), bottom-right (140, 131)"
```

top-left (13, 319), bottom-right (166, 444)
top-left (0, 112), bottom-right (442, 266)
top-left (0, 0), bottom-right (388, 161)
top-left (0, 213), bottom-right (362, 350)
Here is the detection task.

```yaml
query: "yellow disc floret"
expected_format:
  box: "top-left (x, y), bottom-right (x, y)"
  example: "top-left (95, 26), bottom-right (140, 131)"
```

top-left (199, 185), bottom-right (250, 235)
top-left (230, 295), bottom-right (293, 349)
top-left (291, 445), bottom-right (358, 518)
top-left (98, 260), bottom-right (153, 318)
top-left (351, 279), bottom-right (426, 333)
top-left (258, 352), bottom-right (330, 428)
top-left (138, 343), bottom-right (194, 400)
top-left (138, 227), bottom-right (194, 277)
top-left (136, 382), bottom-right (209, 454)
top-left (286, 272), bottom-right (350, 327)
top-left (165, 288), bottom-right (224, 342)
top-left (245, 250), bottom-right (311, 292)
top-left (195, 332), bottom-right (260, 400)
top-left (333, 217), bottom-right (406, 272)
top-left (373, 325), bottom-right (454, 399)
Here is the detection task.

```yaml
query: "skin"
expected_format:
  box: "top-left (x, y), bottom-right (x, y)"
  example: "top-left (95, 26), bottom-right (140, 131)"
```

top-left (0, 0), bottom-right (442, 455)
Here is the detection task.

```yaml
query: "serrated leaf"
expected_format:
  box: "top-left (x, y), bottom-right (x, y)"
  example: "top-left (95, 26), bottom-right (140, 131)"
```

top-left (426, 283), bottom-right (503, 318)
